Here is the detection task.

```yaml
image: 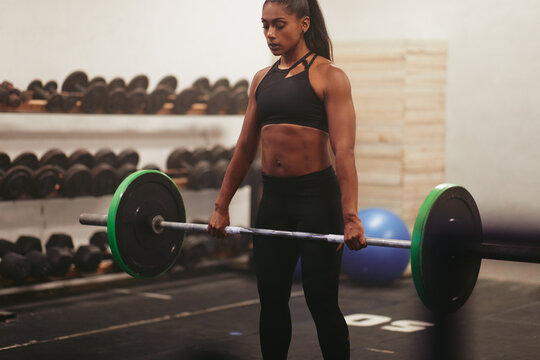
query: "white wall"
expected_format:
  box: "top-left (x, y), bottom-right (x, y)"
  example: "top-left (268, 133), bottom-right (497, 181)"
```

top-left (0, 0), bottom-right (270, 89)
top-left (321, 0), bottom-right (540, 229)
top-left (2, 0), bottom-right (540, 230)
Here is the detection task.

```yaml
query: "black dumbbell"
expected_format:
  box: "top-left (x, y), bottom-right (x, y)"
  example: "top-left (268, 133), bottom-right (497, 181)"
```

top-left (0, 239), bottom-right (32, 283)
top-left (74, 245), bottom-right (103, 273)
top-left (146, 75), bottom-right (178, 114)
top-left (0, 81), bottom-right (23, 108)
top-left (227, 79), bottom-right (249, 114)
top-left (61, 71), bottom-right (108, 113)
top-left (115, 163), bottom-right (137, 187)
top-left (116, 148), bottom-right (139, 167)
top-left (42, 80), bottom-right (78, 112)
top-left (166, 147), bottom-right (216, 190)
top-left (46, 233), bottom-right (74, 277)
top-left (0, 151), bottom-right (11, 172)
top-left (167, 147), bottom-right (195, 170)
top-left (16, 235), bottom-right (43, 254)
top-left (209, 145), bottom-right (232, 163)
top-left (94, 148), bottom-right (117, 167)
top-left (68, 149), bottom-right (94, 169)
top-left (124, 74), bottom-right (149, 114)
top-left (1, 165), bottom-right (33, 200)
top-left (173, 77), bottom-right (231, 115)
top-left (12, 152), bottom-right (39, 170)
top-left (60, 163), bottom-right (92, 198)
top-left (89, 231), bottom-right (112, 260)
top-left (91, 163), bottom-right (117, 196)
top-left (104, 77), bottom-right (127, 113)
top-left (26, 250), bottom-right (53, 281)
top-left (40, 148), bottom-right (69, 169)
top-left (27, 80), bottom-right (64, 112)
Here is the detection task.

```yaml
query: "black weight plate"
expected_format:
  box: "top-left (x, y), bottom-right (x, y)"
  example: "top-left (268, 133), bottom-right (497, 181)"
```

top-left (62, 71), bottom-right (89, 92)
top-left (210, 145), bottom-right (230, 162)
top-left (13, 152), bottom-right (39, 170)
top-left (115, 163), bottom-right (137, 186)
top-left (44, 81), bottom-right (58, 93)
top-left (31, 165), bottom-right (61, 198)
top-left (212, 78), bottom-right (230, 91)
top-left (69, 149), bottom-right (94, 168)
top-left (91, 163), bottom-right (117, 196)
top-left (117, 148), bottom-right (139, 167)
top-left (227, 87), bottom-right (249, 114)
top-left (108, 78), bottom-right (126, 91)
top-left (45, 93), bottom-right (64, 112)
top-left (207, 87), bottom-right (231, 114)
top-left (2, 165), bottom-right (32, 200)
top-left (187, 160), bottom-right (216, 190)
top-left (81, 83), bottom-right (107, 113)
top-left (16, 235), bottom-right (43, 254)
top-left (94, 148), bottom-right (117, 167)
top-left (167, 147), bottom-right (194, 169)
top-left (62, 94), bottom-right (78, 112)
top-left (27, 80), bottom-right (44, 98)
top-left (108, 170), bottom-right (186, 278)
top-left (61, 164), bottom-right (92, 197)
top-left (127, 75), bottom-right (149, 91)
top-left (173, 87), bottom-right (200, 114)
top-left (46, 233), bottom-right (74, 250)
top-left (105, 87), bottom-right (127, 113)
top-left (411, 184), bottom-right (482, 313)
top-left (231, 79), bottom-right (249, 92)
top-left (0, 151), bottom-right (10, 171)
top-left (158, 75), bottom-right (178, 91)
top-left (146, 86), bottom-right (172, 114)
top-left (124, 88), bottom-right (147, 114)
top-left (40, 148), bottom-right (68, 169)
top-left (192, 77), bottom-right (211, 93)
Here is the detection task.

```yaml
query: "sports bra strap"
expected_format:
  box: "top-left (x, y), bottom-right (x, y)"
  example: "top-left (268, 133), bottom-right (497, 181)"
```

top-left (279, 51), bottom-right (313, 74)
top-left (307, 54), bottom-right (318, 68)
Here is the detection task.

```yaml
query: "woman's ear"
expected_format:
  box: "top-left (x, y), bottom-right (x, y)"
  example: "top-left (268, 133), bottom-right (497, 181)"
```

top-left (301, 16), bottom-right (310, 33)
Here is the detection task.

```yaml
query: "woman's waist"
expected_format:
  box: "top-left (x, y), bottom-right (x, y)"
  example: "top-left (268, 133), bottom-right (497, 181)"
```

top-left (261, 165), bottom-right (339, 195)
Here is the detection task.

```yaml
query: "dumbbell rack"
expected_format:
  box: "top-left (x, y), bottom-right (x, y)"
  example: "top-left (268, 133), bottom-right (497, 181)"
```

top-left (0, 113), bottom-right (251, 252)
top-left (0, 99), bottom-right (212, 115)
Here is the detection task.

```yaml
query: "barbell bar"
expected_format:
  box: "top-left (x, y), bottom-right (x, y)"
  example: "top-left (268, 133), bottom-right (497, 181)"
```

top-left (79, 214), bottom-right (412, 249)
top-left (78, 170), bottom-right (540, 313)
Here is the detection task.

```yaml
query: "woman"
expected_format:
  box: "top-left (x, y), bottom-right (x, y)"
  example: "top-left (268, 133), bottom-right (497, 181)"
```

top-left (208, 0), bottom-right (366, 358)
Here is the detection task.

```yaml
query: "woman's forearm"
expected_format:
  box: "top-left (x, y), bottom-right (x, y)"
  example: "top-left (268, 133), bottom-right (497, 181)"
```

top-left (214, 145), bottom-right (257, 212)
top-left (334, 148), bottom-right (359, 222)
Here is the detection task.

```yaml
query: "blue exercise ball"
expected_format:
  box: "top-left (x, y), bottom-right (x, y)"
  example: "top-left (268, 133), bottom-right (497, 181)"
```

top-left (341, 208), bottom-right (410, 284)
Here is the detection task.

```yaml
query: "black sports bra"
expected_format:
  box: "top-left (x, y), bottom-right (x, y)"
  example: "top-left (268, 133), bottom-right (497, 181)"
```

top-left (255, 52), bottom-right (328, 132)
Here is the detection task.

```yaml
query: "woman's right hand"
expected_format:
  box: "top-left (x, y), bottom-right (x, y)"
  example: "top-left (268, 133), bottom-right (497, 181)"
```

top-left (207, 207), bottom-right (230, 238)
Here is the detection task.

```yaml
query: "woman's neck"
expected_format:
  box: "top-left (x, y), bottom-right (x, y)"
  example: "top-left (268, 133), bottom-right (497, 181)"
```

top-left (279, 42), bottom-right (311, 68)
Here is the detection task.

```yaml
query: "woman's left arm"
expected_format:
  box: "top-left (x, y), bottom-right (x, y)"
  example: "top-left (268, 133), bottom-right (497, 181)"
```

top-left (323, 64), bottom-right (366, 251)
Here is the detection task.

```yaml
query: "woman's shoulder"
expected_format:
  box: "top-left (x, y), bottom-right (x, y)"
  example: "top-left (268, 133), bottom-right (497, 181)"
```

top-left (310, 55), bottom-right (351, 90)
top-left (250, 65), bottom-right (273, 92)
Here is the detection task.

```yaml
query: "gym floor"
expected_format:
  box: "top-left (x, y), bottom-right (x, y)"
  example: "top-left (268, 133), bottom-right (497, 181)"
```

top-left (0, 259), bottom-right (539, 360)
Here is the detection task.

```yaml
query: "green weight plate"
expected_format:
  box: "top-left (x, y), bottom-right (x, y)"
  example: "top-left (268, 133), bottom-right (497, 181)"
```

top-left (107, 170), bottom-right (186, 278)
top-left (411, 183), bottom-right (482, 313)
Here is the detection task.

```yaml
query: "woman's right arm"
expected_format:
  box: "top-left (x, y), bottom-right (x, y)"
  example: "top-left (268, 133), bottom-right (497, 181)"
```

top-left (207, 69), bottom-right (267, 238)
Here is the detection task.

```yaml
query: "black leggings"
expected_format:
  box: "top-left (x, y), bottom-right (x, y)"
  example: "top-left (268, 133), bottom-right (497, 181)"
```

top-left (253, 166), bottom-right (350, 360)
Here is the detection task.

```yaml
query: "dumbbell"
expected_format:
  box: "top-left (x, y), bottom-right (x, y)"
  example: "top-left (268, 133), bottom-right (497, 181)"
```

top-left (173, 77), bottom-right (231, 115)
top-left (123, 74), bottom-right (150, 114)
top-left (27, 80), bottom-right (69, 112)
top-left (68, 149), bottom-right (94, 169)
top-left (0, 152), bottom-right (37, 200)
top-left (45, 233), bottom-right (74, 277)
top-left (146, 75), bottom-right (178, 114)
top-left (166, 147), bottom-right (217, 190)
top-left (61, 71), bottom-right (108, 113)
top-left (16, 236), bottom-right (52, 281)
top-left (102, 77), bottom-right (127, 113)
top-left (74, 244), bottom-right (103, 273)
top-left (0, 151), bottom-right (10, 172)
top-left (227, 79), bottom-right (250, 114)
top-left (89, 231), bottom-right (112, 260)
top-left (0, 81), bottom-right (23, 108)
top-left (0, 239), bottom-right (32, 283)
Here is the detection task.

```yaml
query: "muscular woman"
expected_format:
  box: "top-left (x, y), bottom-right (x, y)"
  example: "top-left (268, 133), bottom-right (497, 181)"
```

top-left (208, 1), bottom-right (367, 358)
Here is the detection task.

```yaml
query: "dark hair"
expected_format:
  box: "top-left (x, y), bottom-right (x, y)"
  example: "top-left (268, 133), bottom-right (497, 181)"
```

top-left (263, 0), bottom-right (333, 60)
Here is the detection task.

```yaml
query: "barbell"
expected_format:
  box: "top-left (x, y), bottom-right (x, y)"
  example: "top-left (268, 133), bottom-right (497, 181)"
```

top-left (79, 170), bottom-right (540, 313)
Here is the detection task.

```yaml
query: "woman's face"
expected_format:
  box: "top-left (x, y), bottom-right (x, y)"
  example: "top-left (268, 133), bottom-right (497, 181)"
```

top-left (262, 3), bottom-right (309, 56)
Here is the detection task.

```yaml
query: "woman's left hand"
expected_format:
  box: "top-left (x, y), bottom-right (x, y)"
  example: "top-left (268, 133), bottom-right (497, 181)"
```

top-left (340, 217), bottom-right (367, 251)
